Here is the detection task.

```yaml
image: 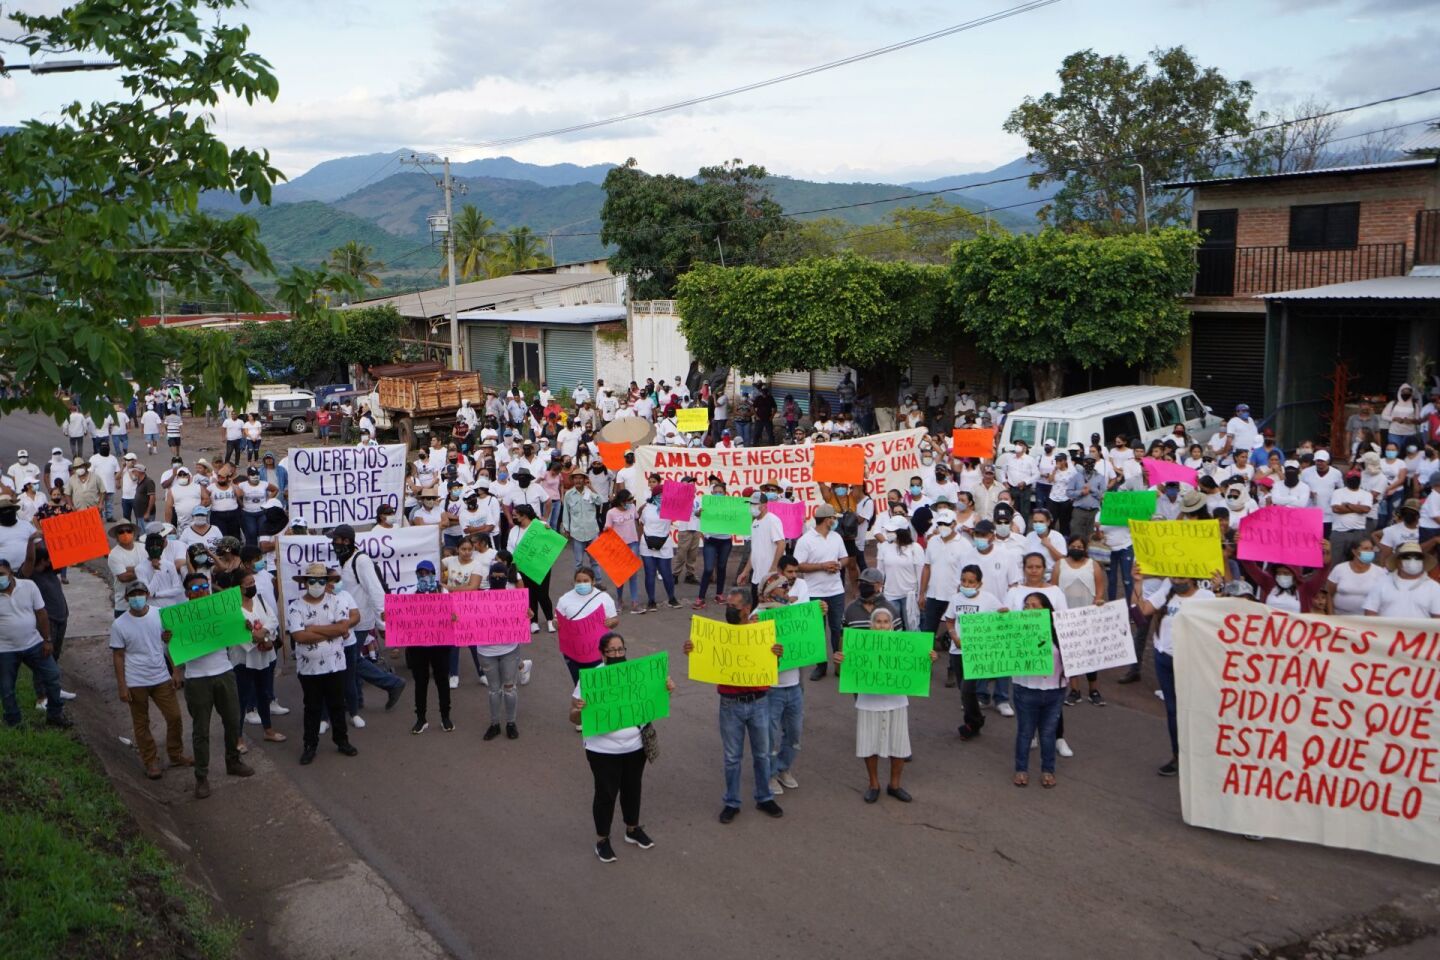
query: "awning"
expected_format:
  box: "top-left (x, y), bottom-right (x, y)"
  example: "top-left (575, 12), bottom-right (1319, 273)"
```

top-left (1259, 275), bottom-right (1440, 301)
top-left (456, 304), bottom-right (626, 325)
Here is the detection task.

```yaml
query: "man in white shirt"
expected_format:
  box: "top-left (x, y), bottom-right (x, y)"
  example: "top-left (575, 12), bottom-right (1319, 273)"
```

top-left (1004, 441), bottom-right (1040, 516)
top-left (1269, 460), bottom-right (1314, 508)
top-left (918, 508), bottom-right (968, 633)
top-left (794, 504), bottom-right (848, 681)
top-left (220, 412), bottom-right (245, 466)
top-left (89, 444), bottom-right (121, 521)
top-left (140, 406), bottom-right (163, 454)
top-left (1363, 542), bottom-right (1440, 619)
top-left (1329, 469), bottom-right (1377, 566)
top-left (171, 573), bottom-right (253, 797)
top-left (1300, 450), bottom-right (1344, 535)
top-left (1226, 403), bottom-right (1260, 457)
top-left (737, 491), bottom-right (786, 602)
top-left (62, 405), bottom-right (87, 459)
top-left (6, 451), bottom-right (40, 491)
top-left (0, 559), bottom-right (72, 728)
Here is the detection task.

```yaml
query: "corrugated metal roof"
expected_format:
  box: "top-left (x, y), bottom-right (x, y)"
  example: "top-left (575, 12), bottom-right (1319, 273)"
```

top-left (347, 273), bottom-right (617, 319)
top-left (1259, 275), bottom-right (1440, 300)
top-left (1161, 157), bottom-right (1438, 190)
top-left (1403, 126), bottom-right (1440, 153)
top-left (458, 304), bottom-right (626, 325)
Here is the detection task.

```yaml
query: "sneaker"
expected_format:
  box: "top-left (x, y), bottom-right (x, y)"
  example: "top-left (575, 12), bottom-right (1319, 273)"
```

top-left (34, 698), bottom-right (46, 711)
top-left (768, 776), bottom-right (785, 796)
top-left (269, 701), bottom-right (291, 715)
top-left (58, 689), bottom-right (77, 701)
top-left (319, 720), bottom-right (330, 735)
top-left (957, 723), bottom-right (980, 741)
top-left (777, 770), bottom-right (799, 790)
top-left (351, 714), bottom-right (366, 729)
top-left (300, 747), bottom-right (316, 765)
top-left (624, 827), bottom-right (654, 849)
top-left (756, 799), bottom-right (784, 818)
top-left (385, 684), bottom-right (406, 711)
top-left (976, 694), bottom-right (991, 709)
top-left (645, 602), bottom-right (658, 613)
top-left (574, 723), bottom-right (583, 732)
top-left (1064, 689), bottom-right (1082, 706)
top-left (631, 603), bottom-right (643, 615)
top-left (595, 838), bottom-right (618, 863)
top-left (691, 598), bottom-right (706, 610)
top-left (483, 724), bottom-right (502, 740)
top-left (1116, 670), bottom-right (1142, 685)
top-left (244, 710), bottom-right (262, 726)
top-left (336, 742), bottom-right (358, 757)
top-left (506, 723), bottom-right (519, 740)
top-left (997, 702), bottom-right (1015, 718)
top-left (519, 659), bottom-right (533, 685)
top-left (226, 759), bottom-right (255, 777)
top-left (1154, 689), bottom-right (1165, 701)
top-left (665, 599), bottom-right (681, 609)
top-left (718, 806), bottom-right (739, 824)
top-left (449, 675), bottom-right (460, 689)
top-left (1089, 689), bottom-right (1106, 707)
top-left (1158, 759), bottom-right (1179, 777)
top-left (411, 720), bottom-right (429, 735)
top-left (479, 674), bottom-right (489, 687)
top-left (441, 716), bottom-right (455, 733)
top-left (1057, 738), bottom-right (1074, 758)
top-left (195, 777), bottom-right (212, 799)
top-left (530, 621), bottom-right (540, 633)
top-left (547, 620), bottom-right (556, 633)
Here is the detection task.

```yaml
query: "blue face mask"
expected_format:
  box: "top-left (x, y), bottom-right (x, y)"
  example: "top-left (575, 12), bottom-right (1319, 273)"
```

top-left (575, 582), bottom-right (594, 596)
top-left (958, 586), bottom-right (979, 598)
top-left (909, 485), bottom-right (922, 496)
top-left (1034, 523), bottom-right (1048, 535)
top-left (0, 574), bottom-right (10, 590)
top-left (253, 560), bottom-right (266, 572)
top-left (1359, 550), bottom-right (1377, 564)
top-left (128, 596), bottom-right (147, 612)
top-left (418, 574), bottom-right (437, 590)
top-left (974, 539), bottom-right (992, 552)
top-left (1386, 451), bottom-right (1399, 460)
top-left (833, 486), bottom-right (849, 497)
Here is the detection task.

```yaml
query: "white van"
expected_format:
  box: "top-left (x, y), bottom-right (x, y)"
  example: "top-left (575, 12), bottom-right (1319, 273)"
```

top-left (998, 386), bottom-right (1224, 454)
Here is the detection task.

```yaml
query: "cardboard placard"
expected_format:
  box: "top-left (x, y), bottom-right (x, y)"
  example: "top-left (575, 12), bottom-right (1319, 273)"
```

top-left (658, 480), bottom-right (696, 523)
top-left (837, 628), bottom-right (933, 696)
top-left (675, 407), bottom-right (709, 433)
top-left (1237, 505), bottom-right (1325, 568)
top-left (767, 500), bottom-right (805, 539)
top-left (687, 616), bottom-right (777, 686)
top-left (698, 494), bottom-right (752, 537)
top-left (1131, 519), bottom-right (1225, 579)
top-left (512, 522), bottom-right (567, 583)
top-left (951, 428), bottom-right (995, 459)
top-left (954, 609), bottom-right (1054, 679)
top-left (755, 601), bottom-right (827, 670)
top-left (1099, 490), bottom-right (1158, 526)
top-left (579, 652), bottom-right (670, 737)
top-left (161, 587), bottom-right (251, 665)
top-left (812, 444), bottom-right (865, 485)
top-left (586, 529), bottom-right (642, 585)
top-left (39, 506), bottom-right (109, 568)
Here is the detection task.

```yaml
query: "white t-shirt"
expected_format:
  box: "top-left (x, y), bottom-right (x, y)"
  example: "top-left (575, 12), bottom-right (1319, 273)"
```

top-left (286, 594), bottom-right (350, 675)
top-left (1004, 583), bottom-right (1067, 614)
top-left (1268, 481), bottom-right (1313, 508)
top-left (179, 524), bottom-right (223, 551)
top-left (109, 608), bottom-right (172, 687)
top-left (638, 504), bottom-right (675, 559)
top-left (222, 417), bottom-right (245, 441)
top-left (876, 541), bottom-right (925, 601)
top-left (89, 454), bottom-right (119, 493)
top-left (1326, 562), bottom-right (1385, 616)
top-left (1145, 581), bottom-right (1217, 654)
top-left (748, 512), bottom-right (786, 586)
top-left (923, 534), bottom-right (969, 601)
top-left (963, 543), bottom-right (1021, 604)
top-left (107, 543), bottom-right (146, 610)
top-left (1380, 522), bottom-right (1421, 551)
top-left (794, 528), bottom-right (846, 596)
top-left (141, 410), bottom-right (162, 435)
top-left (555, 587), bottom-right (616, 623)
top-left (239, 480), bottom-right (269, 512)
top-left (208, 483), bottom-right (239, 515)
top-left (1226, 416), bottom-right (1260, 453)
top-left (0, 580), bottom-right (46, 652)
top-left (943, 589), bottom-right (1001, 655)
top-left (442, 555), bottom-right (485, 590)
top-left (1364, 574), bottom-right (1440, 619)
top-left (1330, 486), bottom-right (1374, 532)
top-left (0, 519), bottom-right (37, 570)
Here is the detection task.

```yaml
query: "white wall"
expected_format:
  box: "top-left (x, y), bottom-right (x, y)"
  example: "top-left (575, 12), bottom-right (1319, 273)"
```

top-left (630, 302), bottom-right (692, 385)
top-left (595, 326), bottom-right (633, 391)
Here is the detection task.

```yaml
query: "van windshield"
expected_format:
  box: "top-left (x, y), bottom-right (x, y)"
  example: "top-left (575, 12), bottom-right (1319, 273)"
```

top-left (1008, 418), bottom-right (1037, 447)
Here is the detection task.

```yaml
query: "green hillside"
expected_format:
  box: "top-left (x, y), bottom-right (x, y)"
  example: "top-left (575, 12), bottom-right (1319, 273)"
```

top-left (242, 201), bottom-right (436, 267)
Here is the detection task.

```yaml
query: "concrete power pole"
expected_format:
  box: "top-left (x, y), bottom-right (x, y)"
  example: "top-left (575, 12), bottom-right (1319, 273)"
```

top-left (404, 153), bottom-right (465, 370)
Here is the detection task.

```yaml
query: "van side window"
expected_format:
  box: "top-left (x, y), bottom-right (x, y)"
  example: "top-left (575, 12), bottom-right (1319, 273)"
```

top-left (1041, 421), bottom-right (1069, 448)
top-left (1141, 406), bottom-right (1158, 432)
top-left (1156, 399), bottom-right (1183, 428)
top-left (1102, 412), bottom-right (1141, 443)
top-left (1008, 419), bottom-right (1037, 447)
top-left (1181, 394), bottom-right (1205, 421)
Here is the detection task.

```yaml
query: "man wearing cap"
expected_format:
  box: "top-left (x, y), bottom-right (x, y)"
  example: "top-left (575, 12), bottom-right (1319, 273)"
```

top-left (737, 491), bottom-right (786, 609)
top-left (286, 561), bottom-right (359, 764)
top-left (110, 581), bottom-right (190, 779)
top-left (1269, 460), bottom-right (1313, 509)
top-left (503, 466), bottom-right (548, 524)
top-left (330, 525), bottom-right (405, 717)
top-left (107, 520), bottom-right (146, 619)
top-left (180, 506), bottom-right (223, 552)
top-left (6, 450), bottom-right (39, 492)
top-left (1363, 542), bottom-right (1440, 619)
top-left (0, 558), bottom-right (71, 729)
top-left (168, 573), bottom-right (253, 797)
top-left (794, 504), bottom-right (848, 681)
top-left (1300, 451), bottom-right (1343, 537)
top-left (65, 456), bottom-right (104, 513)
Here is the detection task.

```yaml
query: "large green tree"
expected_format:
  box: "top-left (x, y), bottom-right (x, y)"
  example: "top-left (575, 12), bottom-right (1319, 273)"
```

top-left (776, 198), bottom-right (998, 264)
top-left (948, 228), bottom-right (1199, 399)
top-left (601, 159), bottom-right (791, 299)
top-left (236, 306), bottom-right (403, 383)
top-left (0, 0), bottom-right (357, 419)
top-left (1004, 46), bottom-right (1258, 230)
top-left (492, 226), bottom-right (551, 276)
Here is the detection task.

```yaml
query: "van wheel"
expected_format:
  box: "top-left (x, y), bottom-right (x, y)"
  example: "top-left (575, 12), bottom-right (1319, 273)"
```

top-left (288, 418), bottom-right (308, 434)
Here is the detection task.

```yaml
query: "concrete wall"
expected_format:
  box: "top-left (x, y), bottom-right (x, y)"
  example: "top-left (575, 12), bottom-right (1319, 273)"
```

top-left (595, 323), bottom-right (633, 392)
top-left (629, 304), bottom-right (693, 385)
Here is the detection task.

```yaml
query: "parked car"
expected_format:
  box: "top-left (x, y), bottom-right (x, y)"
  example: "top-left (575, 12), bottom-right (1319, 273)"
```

top-left (999, 386), bottom-right (1223, 453)
top-left (313, 383), bottom-right (354, 408)
top-left (256, 392), bottom-right (317, 434)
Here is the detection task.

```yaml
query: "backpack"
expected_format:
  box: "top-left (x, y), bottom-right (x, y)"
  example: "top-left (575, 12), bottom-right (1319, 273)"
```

top-left (838, 510), bottom-right (860, 540)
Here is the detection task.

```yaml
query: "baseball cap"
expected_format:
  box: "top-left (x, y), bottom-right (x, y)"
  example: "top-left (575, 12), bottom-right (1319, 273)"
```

top-left (1314, 450), bottom-right (1331, 462)
top-left (859, 568), bottom-right (885, 584)
top-left (749, 491), bottom-right (764, 505)
top-left (416, 560), bottom-right (436, 573)
top-left (124, 581), bottom-right (150, 597)
top-left (15, 449), bottom-right (27, 458)
top-left (814, 504), bottom-right (837, 519)
top-left (1283, 459), bottom-right (1300, 469)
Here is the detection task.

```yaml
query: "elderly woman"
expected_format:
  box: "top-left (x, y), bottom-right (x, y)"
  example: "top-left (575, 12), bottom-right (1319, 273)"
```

top-left (833, 607), bottom-right (936, 804)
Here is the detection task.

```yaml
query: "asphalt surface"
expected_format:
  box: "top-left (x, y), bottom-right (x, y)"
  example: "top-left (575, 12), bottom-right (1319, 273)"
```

top-left (7, 409), bottom-right (1439, 960)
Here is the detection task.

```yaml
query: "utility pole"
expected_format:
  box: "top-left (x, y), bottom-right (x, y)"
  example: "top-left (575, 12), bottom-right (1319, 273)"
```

top-left (1129, 162), bottom-right (1149, 233)
top-left (403, 153), bottom-right (464, 370)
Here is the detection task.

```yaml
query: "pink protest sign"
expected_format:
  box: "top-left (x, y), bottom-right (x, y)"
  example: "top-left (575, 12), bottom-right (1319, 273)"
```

top-left (557, 607), bottom-right (609, 663)
top-left (1236, 505), bottom-right (1325, 568)
top-left (659, 479), bottom-right (696, 523)
top-left (767, 500), bottom-right (805, 539)
top-left (383, 593), bottom-right (456, 647)
top-left (452, 589), bottom-right (532, 645)
top-left (1142, 457), bottom-right (1198, 488)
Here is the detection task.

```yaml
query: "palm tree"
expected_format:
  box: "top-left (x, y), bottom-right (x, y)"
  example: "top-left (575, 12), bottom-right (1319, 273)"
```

top-left (328, 240), bottom-right (384, 288)
top-left (489, 226), bottom-right (552, 277)
top-left (444, 204), bottom-right (501, 282)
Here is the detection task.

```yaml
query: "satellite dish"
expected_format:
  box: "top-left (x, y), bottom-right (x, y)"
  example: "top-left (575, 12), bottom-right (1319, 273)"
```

top-left (598, 418), bottom-right (655, 447)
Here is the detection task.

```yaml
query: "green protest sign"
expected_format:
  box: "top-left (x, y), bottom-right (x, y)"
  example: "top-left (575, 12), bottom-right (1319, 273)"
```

top-left (512, 521), bottom-right (567, 583)
top-left (837, 628), bottom-right (933, 697)
top-left (956, 609), bottom-right (1054, 679)
top-left (756, 601), bottom-right (827, 670)
top-left (1098, 490), bottom-right (1157, 526)
top-left (578, 651), bottom-right (671, 737)
top-left (698, 494), bottom-right (751, 537)
top-left (161, 587), bottom-right (251, 666)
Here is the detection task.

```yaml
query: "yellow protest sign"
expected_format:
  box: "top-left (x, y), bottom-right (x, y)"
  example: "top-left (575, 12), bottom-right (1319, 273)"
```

top-left (676, 406), bottom-right (709, 433)
top-left (1130, 519), bottom-right (1224, 579)
top-left (687, 616), bottom-right (777, 686)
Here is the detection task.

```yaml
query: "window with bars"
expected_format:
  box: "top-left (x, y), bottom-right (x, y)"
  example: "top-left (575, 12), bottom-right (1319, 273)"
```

top-left (1289, 202), bottom-right (1359, 251)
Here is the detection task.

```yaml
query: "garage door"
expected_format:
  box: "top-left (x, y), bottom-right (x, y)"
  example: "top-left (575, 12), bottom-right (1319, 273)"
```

top-left (467, 323), bottom-right (508, 390)
top-left (543, 327), bottom-right (595, 395)
top-left (1190, 315), bottom-right (1265, 417)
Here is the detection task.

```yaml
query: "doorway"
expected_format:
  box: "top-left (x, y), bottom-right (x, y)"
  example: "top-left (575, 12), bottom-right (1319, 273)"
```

top-left (511, 340), bottom-right (540, 384)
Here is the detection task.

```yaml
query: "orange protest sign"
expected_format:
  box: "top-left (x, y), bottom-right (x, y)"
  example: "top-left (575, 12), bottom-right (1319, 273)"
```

top-left (812, 443), bottom-right (865, 485)
top-left (586, 528), bottom-right (642, 586)
top-left (597, 441), bottom-right (630, 472)
top-left (39, 506), bottom-right (110, 568)
top-left (951, 428), bottom-right (995, 459)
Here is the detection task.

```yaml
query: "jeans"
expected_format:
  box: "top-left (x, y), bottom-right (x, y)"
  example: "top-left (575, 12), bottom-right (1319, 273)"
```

top-left (1155, 649), bottom-right (1178, 758)
top-left (614, 542), bottom-right (641, 603)
top-left (889, 596), bottom-right (912, 631)
top-left (1013, 684), bottom-right (1065, 774)
top-left (950, 652), bottom-right (985, 733)
top-left (719, 694), bottom-right (773, 808)
top-left (570, 537), bottom-right (594, 571)
top-left (768, 683), bottom-right (803, 774)
top-left (818, 592), bottom-right (845, 656)
top-left (587, 748), bottom-right (646, 836)
top-left (919, 596), bottom-right (950, 636)
top-left (111, 433), bottom-right (129, 455)
top-left (357, 652), bottom-right (404, 700)
top-left (548, 500), bottom-right (564, 529)
top-left (1008, 484), bottom-right (1033, 518)
top-left (182, 670), bottom-right (242, 780)
top-left (405, 646), bottom-right (452, 723)
top-left (1107, 546), bottom-right (1135, 603)
top-left (240, 510), bottom-right (262, 547)
top-left (476, 648), bottom-right (520, 724)
top-left (300, 671), bottom-right (350, 749)
top-left (0, 641), bottom-right (62, 725)
top-left (101, 491), bottom-right (114, 521)
top-left (121, 497), bottom-right (135, 523)
top-left (643, 555), bottom-right (676, 604)
top-left (699, 537), bottom-right (732, 598)
top-left (976, 676), bottom-right (1011, 705)
top-left (32, 618), bottom-right (66, 699)
top-left (125, 681), bottom-right (186, 767)
top-left (233, 661), bottom-right (275, 728)
top-left (68, 437), bottom-right (84, 458)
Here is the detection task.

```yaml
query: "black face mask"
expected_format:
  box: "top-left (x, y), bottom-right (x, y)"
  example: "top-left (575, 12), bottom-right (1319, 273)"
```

top-left (603, 655), bottom-right (627, 666)
top-left (516, 477), bottom-right (532, 488)
top-left (1068, 547), bottom-right (1087, 559)
top-left (858, 582), bottom-right (878, 600)
top-left (725, 607), bottom-right (743, 625)
top-left (0, 507), bottom-right (16, 526)
top-left (241, 586), bottom-right (257, 599)
top-left (333, 542), bottom-right (356, 562)
top-left (1346, 477), bottom-right (1361, 490)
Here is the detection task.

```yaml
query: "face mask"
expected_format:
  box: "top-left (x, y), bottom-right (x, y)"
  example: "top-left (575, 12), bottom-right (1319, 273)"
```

top-left (764, 492), bottom-right (779, 502)
top-left (1275, 574), bottom-right (1294, 589)
top-left (178, 477), bottom-right (191, 486)
top-left (1068, 547), bottom-right (1087, 559)
top-left (192, 555), bottom-right (212, 568)
top-left (833, 485), bottom-right (849, 497)
top-left (418, 575), bottom-right (437, 590)
top-left (1387, 451), bottom-right (1399, 460)
top-left (516, 477), bottom-right (532, 488)
top-left (1034, 523), bottom-right (1048, 535)
top-left (750, 505), bottom-right (762, 518)
top-left (0, 507), bottom-right (16, 526)
top-left (306, 583), bottom-right (326, 599)
top-left (254, 560), bottom-right (266, 572)
top-left (1359, 550), bottom-right (1376, 564)
top-left (909, 485), bottom-right (922, 496)
top-left (241, 586), bottom-right (258, 599)
top-left (1402, 558), bottom-right (1425, 576)
top-left (725, 607), bottom-right (743, 625)
top-left (333, 542), bottom-right (356, 562)
top-left (958, 586), bottom-right (979, 598)
top-left (449, 492), bottom-right (460, 501)
top-left (575, 582), bottom-right (594, 596)
top-left (128, 596), bottom-right (147, 612)
top-left (995, 527), bottom-right (1011, 539)
top-left (974, 539), bottom-right (992, 552)
top-left (603, 654), bottom-right (627, 666)
top-left (858, 582), bottom-right (877, 599)
top-left (1345, 478), bottom-right (1361, 490)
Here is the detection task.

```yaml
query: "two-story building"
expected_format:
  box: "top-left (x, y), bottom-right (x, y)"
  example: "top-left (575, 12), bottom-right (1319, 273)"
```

top-left (1160, 156), bottom-right (1440, 443)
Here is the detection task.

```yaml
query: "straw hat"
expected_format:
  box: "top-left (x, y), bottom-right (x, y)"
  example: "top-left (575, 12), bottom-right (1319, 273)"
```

top-left (1386, 542), bottom-right (1437, 573)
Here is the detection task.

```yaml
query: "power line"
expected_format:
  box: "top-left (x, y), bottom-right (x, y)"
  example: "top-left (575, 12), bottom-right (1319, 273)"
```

top-left (461, 1), bottom-right (1063, 149)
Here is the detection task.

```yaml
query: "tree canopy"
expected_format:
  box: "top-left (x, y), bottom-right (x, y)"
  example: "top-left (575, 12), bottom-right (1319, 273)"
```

top-left (235, 306), bottom-right (403, 384)
top-left (0, 0), bottom-right (356, 419)
top-left (779, 198), bottom-right (998, 264)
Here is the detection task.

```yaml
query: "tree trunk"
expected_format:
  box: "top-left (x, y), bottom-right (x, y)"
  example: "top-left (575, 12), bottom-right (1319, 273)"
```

top-left (1030, 362), bottom-right (1066, 401)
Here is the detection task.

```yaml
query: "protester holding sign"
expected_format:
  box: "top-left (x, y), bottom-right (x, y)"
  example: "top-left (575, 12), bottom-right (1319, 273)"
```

top-left (1133, 562), bottom-right (1216, 777)
top-left (942, 565), bottom-right (1001, 741)
top-left (402, 560), bottom-right (454, 735)
top-left (694, 479), bottom-right (735, 610)
top-left (507, 507), bottom-right (558, 633)
top-left (285, 562), bottom-right (360, 763)
top-left (755, 573), bottom-right (817, 796)
top-left (795, 504), bottom-right (848, 681)
top-left (602, 491), bottom-right (643, 614)
top-left (1011, 594), bottom-right (1065, 789)
top-left (109, 581), bottom-right (189, 779)
top-left (555, 567), bottom-right (620, 689)
top-left (638, 483), bottom-right (681, 612)
top-left (215, 568), bottom-right (286, 746)
top-left (1052, 535), bottom-right (1107, 706)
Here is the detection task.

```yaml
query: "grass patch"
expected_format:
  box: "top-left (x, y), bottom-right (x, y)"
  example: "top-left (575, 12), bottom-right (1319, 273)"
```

top-left (0, 722), bottom-right (238, 960)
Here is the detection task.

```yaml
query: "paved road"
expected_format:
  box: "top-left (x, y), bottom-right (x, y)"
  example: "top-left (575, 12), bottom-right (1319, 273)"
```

top-left (6, 409), bottom-right (1438, 960)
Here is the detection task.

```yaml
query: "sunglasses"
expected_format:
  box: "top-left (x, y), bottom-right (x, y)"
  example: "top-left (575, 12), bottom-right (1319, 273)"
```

top-left (303, 577), bottom-right (328, 586)
top-left (187, 584), bottom-right (209, 593)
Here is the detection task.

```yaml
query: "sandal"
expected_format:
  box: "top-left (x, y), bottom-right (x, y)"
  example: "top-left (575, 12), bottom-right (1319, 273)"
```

top-left (264, 730), bottom-right (288, 743)
top-left (1041, 772), bottom-right (1057, 789)
top-left (1013, 772), bottom-right (1029, 788)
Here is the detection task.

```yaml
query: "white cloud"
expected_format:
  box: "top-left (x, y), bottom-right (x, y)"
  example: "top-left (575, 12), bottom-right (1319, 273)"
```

top-left (1326, 28), bottom-right (1440, 102)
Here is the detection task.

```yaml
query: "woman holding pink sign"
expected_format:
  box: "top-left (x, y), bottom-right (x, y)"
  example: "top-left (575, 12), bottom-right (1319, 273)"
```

top-left (555, 567), bottom-right (619, 686)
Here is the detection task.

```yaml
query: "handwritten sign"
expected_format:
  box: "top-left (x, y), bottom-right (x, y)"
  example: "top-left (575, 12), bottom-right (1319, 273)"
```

top-left (38, 506), bottom-right (108, 568)
top-left (951, 428), bottom-right (995, 459)
top-left (812, 444), bottom-right (865, 484)
top-left (1051, 600), bottom-right (1136, 675)
top-left (675, 407), bottom-right (709, 433)
top-left (279, 526), bottom-right (440, 596)
top-left (955, 609), bottom-right (1053, 679)
top-left (1237, 505), bottom-right (1324, 568)
top-left (451, 589), bottom-right (532, 645)
top-left (687, 616), bottom-right (777, 686)
top-left (766, 500), bottom-right (805, 539)
top-left (1131, 519), bottom-right (1224, 579)
top-left (699, 494), bottom-right (751, 537)
top-left (756, 601), bottom-right (827, 670)
top-left (161, 587), bottom-right (251, 665)
top-left (287, 443), bottom-right (405, 529)
top-left (1174, 601), bottom-right (1440, 865)
top-left (579, 652), bottom-right (671, 737)
top-left (837, 628), bottom-right (933, 697)
top-left (586, 529), bottom-right (641, 586)
top-left (512, 521), bottom-right (566, 583)
top-left (597, 441), bottom-right (630, 472)
top-left (1099, 490), bottom-right (1158, 526)
top-left (1143, 457), bottom-right (1199, 488)
top-left (557, 606), bottom-right (609, 663)
top-left (659, 479), bottom-right (696, 523)
top-left (381, 593), bottom-right (455, 647)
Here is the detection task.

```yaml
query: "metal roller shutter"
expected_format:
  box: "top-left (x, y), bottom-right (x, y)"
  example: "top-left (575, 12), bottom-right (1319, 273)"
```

top-left (908, 351), bottom-right (952, 399)
top-left (467, 323), bottom-right (508, 389)
top-left (543, 327), bottom-right (595, 393)
top-left (1190, 315), bottom-right (1265, 417)
top-left (764, 368), bottom-right (843, 414)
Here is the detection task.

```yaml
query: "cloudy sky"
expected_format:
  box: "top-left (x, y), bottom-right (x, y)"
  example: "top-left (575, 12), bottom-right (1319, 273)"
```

top-left (3, 0), bottom-right (1438, 183)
